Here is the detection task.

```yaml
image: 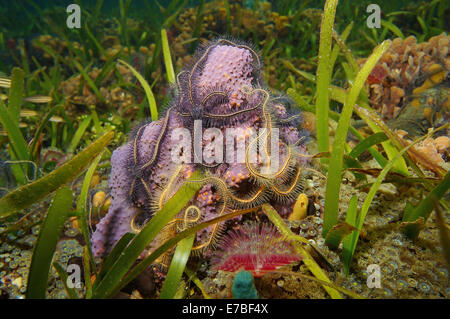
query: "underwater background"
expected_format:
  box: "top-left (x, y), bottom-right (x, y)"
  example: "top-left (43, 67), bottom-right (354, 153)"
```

top-left (0, 0), bottom-right (449, 299)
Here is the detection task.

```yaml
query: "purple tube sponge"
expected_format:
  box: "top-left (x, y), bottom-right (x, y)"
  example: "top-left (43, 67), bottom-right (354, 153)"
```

top-left (91, 143), bottom-right (138, 257)
top-left (92, 38), bottom-right (311, 260)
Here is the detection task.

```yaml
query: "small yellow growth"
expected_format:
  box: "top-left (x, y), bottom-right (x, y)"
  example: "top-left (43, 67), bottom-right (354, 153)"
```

top-left (92, 191), bottom-right (106, 208)
top-left (413, 64), bottom-right (445, 95)
top-left (429, 64), bottom-right (446, 84)
top-left (92, 190), bottom-right (110, 215)
top-left (139, 46), bottom-right (149, 55)
top-left (12, 277), bottom-right (23, 289)
top-left (444, 89), bottom-right (450, 110)
top-left (423, 107), bottom-right (433, 124)
top-left (413, 80), bottom-right (432, 95)
top-left (428, 63), bottom-right (442, 73)
top-left (410, 98), bottom-right (421, 109)
top-left (102, 197), bottom-right (111, 212)
top-left (288, 193), bottom-right (308, 221)
top-left (430, 72), bottom-right (446, 84)
top-left (70, 216), bottom-right (79, 229)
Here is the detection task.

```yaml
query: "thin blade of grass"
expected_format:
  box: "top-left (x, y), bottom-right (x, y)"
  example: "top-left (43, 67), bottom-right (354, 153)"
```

top-left (8, 67), bottom-right (25, 123)
top-left (184, 267), bottom-right (211, 299)
top-left (342, 195), bottom-right (358, 275)
top-left (324, 222), bottom-right (357, 250)
top-left (354, 103), bottom-right (419, 176)
top-left (23, 96), bottom-right (52, 104)
top-left (73, 61), bottom-right (105, 104)
top-left (84, 21), bottom-right (106, 58)
top-left (224, 0), bottom-right (231, 34)
top-left (159, 234), bottom-right (195, 299)
top-left (0, 77), bottom-right (11, 88)
top-left (330, 22), bottom-right (353, 73)
top-left (118, 59), bottom-right (158, 121)
top-left (76, 151), bottom-right (104, 272)
top-left (341, 61), bottom-right (355, 83)
top-left (83, 246), bottom-right (93, 298)
top-left (90, 107), bottom-right (102, 134)
top-left (161, 29), bottom-right (176, 84)
top-left (349, 132), bottom-right (388, 159)
top-left (93, 232), bottom-right (135, 289)
top-left (286, 88), bottom-right (314, 111)
top-left (26, 187), bottom-right (73, 298)
top-left (262, 204), bottom-right (309, 245)
top-left (315, 0), bottom-right (338, 159)
top-left (322, 40), bottom-right (392, 237)
top-left (0, 100), bottom-right (29, 161)
top-left (93, 0), bottom-right (104, 19)
top-left (0, 100), bottom-right (29, 184)
top-left (283, 60), bottom-right (316, 83)
top-left (67, 115), bottom-right (92, 153)
top-left (272, 270), bottom-right (364, 299)
top-left (433, 200), bottom-right (450, 269)
top-left (381, 19), bottom-right (405, 38)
